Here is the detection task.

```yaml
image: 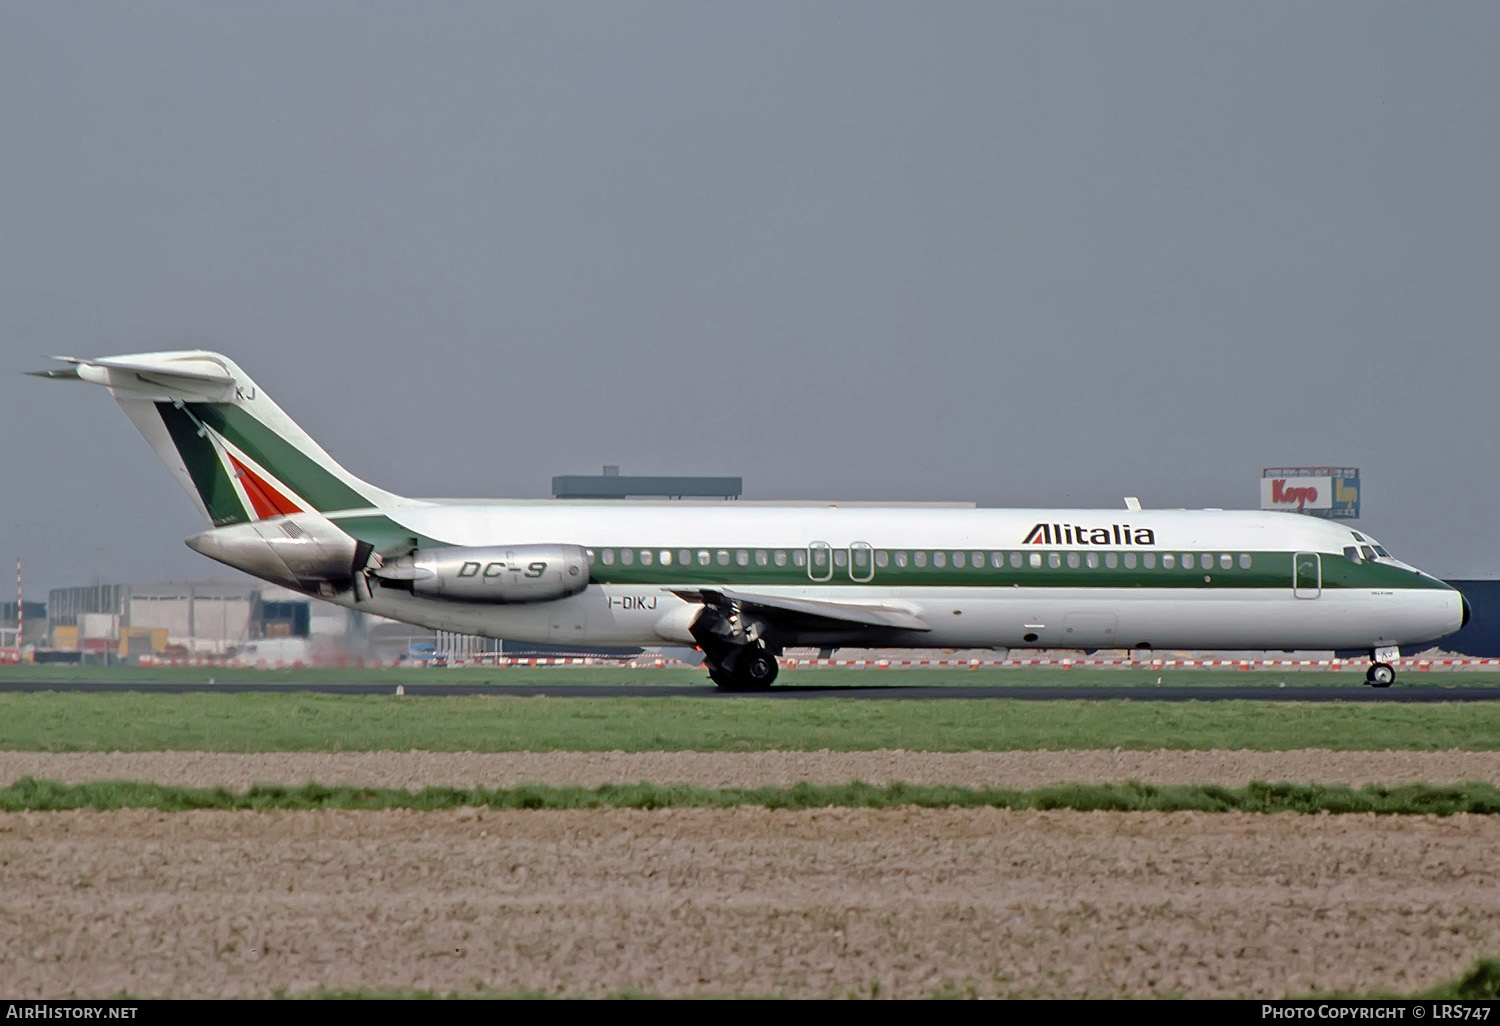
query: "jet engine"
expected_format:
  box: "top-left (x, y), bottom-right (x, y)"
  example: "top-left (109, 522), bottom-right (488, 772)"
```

top-left (373, 544), bottom-right (590, 603)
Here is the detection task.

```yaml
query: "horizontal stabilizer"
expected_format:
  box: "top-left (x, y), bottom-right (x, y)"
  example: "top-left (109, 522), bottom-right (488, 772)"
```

top-left (35, 352), bottom-right (239, 401)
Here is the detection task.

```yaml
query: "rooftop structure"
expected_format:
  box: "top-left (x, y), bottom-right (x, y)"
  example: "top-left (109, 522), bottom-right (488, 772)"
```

top-left (552, 465), bottom-right (742, 500)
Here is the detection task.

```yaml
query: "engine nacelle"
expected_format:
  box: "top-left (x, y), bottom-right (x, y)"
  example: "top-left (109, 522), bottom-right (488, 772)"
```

top-left (375, 544), bottom-right (590, 604)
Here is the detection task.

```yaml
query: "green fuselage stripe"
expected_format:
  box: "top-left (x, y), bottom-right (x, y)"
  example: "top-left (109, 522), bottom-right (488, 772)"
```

top-left (326, 517), bottom-right (1450, 593)
top-left (582, 549), bottom-right (1447, 591)
top-left (332, 514), bottom-right (444, 552)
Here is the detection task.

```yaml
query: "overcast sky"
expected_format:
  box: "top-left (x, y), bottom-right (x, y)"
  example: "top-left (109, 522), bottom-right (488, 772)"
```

top-left (3, 1), bottom-right (1498, 595)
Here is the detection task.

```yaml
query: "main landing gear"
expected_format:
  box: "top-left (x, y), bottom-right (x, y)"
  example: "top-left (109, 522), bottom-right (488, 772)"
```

top-left (1365, 645), bottom-right (1399, 688)
top-left (712, 645), bottom-right (780, 692)
top-left (688, 594), bottom-right (781, 691)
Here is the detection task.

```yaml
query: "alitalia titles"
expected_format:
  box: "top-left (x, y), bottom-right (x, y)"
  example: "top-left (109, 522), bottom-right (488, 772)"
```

top-left (1024, 523), bottom-right (1157, 546)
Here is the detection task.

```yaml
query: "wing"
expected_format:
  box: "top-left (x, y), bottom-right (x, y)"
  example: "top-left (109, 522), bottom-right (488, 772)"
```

top-left (669, 587), bottom-right (931, 633)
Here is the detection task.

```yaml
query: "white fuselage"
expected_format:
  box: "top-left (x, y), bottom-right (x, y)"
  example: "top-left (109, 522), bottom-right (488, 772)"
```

top-left (288, 502), bottom-right (1465, 653)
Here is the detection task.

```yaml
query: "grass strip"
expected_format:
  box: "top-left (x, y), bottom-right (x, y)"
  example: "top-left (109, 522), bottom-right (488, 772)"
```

top-left (5, 776), bottom-right (1500, 815)
top-left (5, 693), bottom-right (1500, 751)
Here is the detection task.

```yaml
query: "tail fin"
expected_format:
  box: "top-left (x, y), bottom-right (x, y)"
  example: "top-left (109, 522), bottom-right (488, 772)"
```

top-left (34, 351), bottom-right (402, 525)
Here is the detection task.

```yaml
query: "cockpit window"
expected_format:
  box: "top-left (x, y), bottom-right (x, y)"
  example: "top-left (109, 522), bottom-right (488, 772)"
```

top-left (1374, 545), bottom-right (1390, 558)
top-left (1344, 546), bottom-right (1362, 563)
top-left (1361, 546), bottom-right (1377, 561)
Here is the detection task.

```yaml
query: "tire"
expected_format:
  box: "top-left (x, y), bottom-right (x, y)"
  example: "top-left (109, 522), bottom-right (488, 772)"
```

top-left (1366, 663), bottom-right (1395, 688)
top-left (733, 648), bottom-right (779, 690)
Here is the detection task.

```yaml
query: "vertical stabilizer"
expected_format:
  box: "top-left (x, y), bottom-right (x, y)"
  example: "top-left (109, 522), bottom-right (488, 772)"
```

top-left (34, 351), bottom-right (402, 526)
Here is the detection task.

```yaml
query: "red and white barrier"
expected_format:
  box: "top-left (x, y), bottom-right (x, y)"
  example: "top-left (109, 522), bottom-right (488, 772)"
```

top-left (777, 656), bottom-right (1500, 671)
top-left (123, 652), bottom-right (1500, 672)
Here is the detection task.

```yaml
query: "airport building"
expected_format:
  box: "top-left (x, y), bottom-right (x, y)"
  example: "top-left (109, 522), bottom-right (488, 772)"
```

top-left (38, 580), bottom-right (408, 663)
top-left (0, 601), bottom-right (47, 652)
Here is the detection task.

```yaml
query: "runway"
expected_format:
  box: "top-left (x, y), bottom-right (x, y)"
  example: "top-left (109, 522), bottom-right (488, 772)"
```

top-left (2, 680), bottom-right (1498, 701)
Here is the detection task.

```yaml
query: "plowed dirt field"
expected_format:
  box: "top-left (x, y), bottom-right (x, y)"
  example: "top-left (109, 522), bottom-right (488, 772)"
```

top-left (3, 750), bottom-right (1496, 999)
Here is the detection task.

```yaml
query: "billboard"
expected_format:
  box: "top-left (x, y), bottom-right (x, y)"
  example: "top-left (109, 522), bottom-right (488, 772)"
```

top-left (1260, 467), bottom-right (1360, 519)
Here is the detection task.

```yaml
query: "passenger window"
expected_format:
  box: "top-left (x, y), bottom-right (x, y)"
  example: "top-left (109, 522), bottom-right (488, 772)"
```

top-left (991, 552), bottom-right (1003, 568)
top-left (1239, 554), bottom-right (1252, 569)
top-left (587, 549), bottom-right (597, 565)
top-left (620, 548), bottom-right (634, 565)
top-left (678, 549), bottom-right (691, 566)
top-left (894, 551), bottom-right (908, 568)
top-left (755, 549), bottom-right (768, 566)
top-left (1162, 554), bottom-right (1176, 569)
top-left (1086, 552), bottom-right (1099, 569)
top-left (1029, 552), bottom-right (1041, 568)
top-left (697, 550), bottom-right (710, 566)
top-left (1181, 554), bottom-right (1193, 570)
top-left (914, 551), bottom-right (927, 568)
top-left (792, 550), bottom-right (807, 567)
top-left (852, 549), bottom-right (868, 568)
top-left (875, 551), bottom-right (889, 568)
top-left (812, 548), bottom-right (828, 568)
top-left (1142, 553), bottom-right (1155, 568)
top-left (950, 552), bottom-right (964, 568)
top-left (659, 550), bottom-right (671, 566)
top-left (601, 549), bottom-right (615, 565)
top-left (1123, 552), bottom-right (1136, 568)
top-left (1067, 552), bottom-right (1080, 568)
top-left (1219, 554), bottom-right (1232, 570)
top-left (639, 550), bottom-right (653, 566)
top-left (1105, 552), bottom-right (1117, 568)
top-left (933, 552), bottom-right (947, 568)
top-left (774, 550), bottom-right (787, 566)
top-left (717, 550), bottom-right (730, 566)
top-left (1047, 553), bottom-right (1061, 569)
top-left (834, 550), bottom-right (848, 568)
top-left (736, 549), bottom-right (749, 566)
top-left (1010, 552), bottom-right (1023, 568)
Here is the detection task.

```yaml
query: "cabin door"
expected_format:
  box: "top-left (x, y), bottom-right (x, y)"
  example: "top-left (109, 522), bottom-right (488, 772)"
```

top-left (808, 542), bottom-right (834, 582)
top-left (1293, 552), bottom-right (1321, 599)
top-left (849, 542), bottom-right (874, 583)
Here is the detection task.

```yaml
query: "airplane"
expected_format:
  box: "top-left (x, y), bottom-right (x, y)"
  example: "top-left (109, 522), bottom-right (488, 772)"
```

top-left (35, 350), bottom-right (1468, 689)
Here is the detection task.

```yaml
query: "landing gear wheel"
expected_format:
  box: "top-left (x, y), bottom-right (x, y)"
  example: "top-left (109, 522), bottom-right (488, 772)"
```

top-left (735, 648), bottom-right (779, 689)
top-left (1366, 663), bottom-right (1395, 688)
top-left (712, 647), bottom-right (779, 691)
